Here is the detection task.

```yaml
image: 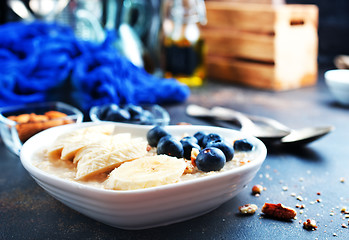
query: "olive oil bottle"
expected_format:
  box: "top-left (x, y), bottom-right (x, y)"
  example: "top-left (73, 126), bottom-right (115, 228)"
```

top-left (162, 0), bottom-right (207, 87)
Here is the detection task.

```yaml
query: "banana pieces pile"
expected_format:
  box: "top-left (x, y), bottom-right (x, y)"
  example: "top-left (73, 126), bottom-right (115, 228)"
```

top-left (47, 125), bottom-right (187, 190)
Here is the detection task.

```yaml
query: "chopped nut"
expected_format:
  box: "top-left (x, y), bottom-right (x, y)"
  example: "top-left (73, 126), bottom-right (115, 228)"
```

top-left (296, 204), bottom-right (305, 209)
top-left (190, 148), bottom-right (200, 167)
top-left (239, 204), bottom-right (258, 215)
top-left (341, 207), bottom-right (347, 213)
top-left (341, 223), bottom-right (348, 228)
top-left (261, 203), bottom-right (297, 220)
top-left (8, 111), bottom-right (71, 142)
top-left (28, 113), bottom-right (48, 122)
top-left (14, 114), bottom-right (30, 123)
top-left (252, 184), bottom-right (263, 195)
top-left (303, 219), bottom-right (317, 230)
top-left (146, 145), bottom-right (152, 151)
top-left (45, 111), bottom-right (67, 119)
top-left (183, 160), bottom-right (195, 174)
top-left (340, 177), bottom-right (345, 183)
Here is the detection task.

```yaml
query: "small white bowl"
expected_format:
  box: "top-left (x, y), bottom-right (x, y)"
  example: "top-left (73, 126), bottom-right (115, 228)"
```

top-left (325, 69), bottom-right (349, 106)
top-left (20, 122), bottom-right (267, 230)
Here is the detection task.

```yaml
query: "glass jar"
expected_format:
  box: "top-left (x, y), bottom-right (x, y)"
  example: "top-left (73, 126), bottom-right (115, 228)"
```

top-left (162, 0), bottom-right (207, 87)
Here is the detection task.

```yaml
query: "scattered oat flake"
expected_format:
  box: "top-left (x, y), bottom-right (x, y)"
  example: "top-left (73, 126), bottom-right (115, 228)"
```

top-left (340, 177), bottom-right (345, 183)
top-left (291, 193), bottom-right (297, 197)
top-left (342, 223), bottom-right (348, 228)
top-left (297, 196), bottom-right (304, 201)
top-left (333, 233), bottom-right (337, 236)
top-left (282, 186), bottom-right (288, 191)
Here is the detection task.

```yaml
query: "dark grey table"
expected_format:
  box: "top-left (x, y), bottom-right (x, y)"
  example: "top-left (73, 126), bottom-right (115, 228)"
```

top-left (1, 69), bottom-right (348, 240)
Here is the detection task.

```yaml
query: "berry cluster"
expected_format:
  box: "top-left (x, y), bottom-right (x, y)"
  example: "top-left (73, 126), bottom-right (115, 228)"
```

top-left (146, 126), bottom-right (254, 172)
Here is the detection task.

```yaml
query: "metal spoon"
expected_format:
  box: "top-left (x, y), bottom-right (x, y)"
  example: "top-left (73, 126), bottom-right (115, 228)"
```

top-left (186, 105), bottom-right (291, 142)
top-left (186, 105), bottom-right (334, 145)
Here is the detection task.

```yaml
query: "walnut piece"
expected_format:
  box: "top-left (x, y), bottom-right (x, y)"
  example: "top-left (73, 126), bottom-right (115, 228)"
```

top-left (261, 203), bottom-right (297, 220)
top-left (239, 204), bottom-right (258, 215)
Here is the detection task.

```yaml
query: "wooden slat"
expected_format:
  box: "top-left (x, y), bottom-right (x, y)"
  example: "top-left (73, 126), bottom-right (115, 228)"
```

top-left (204, 3), bottom-right (318, 33)
top-left (201, 27), bottom-right (275, 62)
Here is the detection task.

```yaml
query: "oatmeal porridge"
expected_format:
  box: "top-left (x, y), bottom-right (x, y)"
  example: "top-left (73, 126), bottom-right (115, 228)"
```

top-left (32, 124), bottom-right (256, 190)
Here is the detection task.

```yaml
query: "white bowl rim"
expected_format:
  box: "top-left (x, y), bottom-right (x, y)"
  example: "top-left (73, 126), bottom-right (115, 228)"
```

top-left (20, 122), bottom-right (267, 196)
top-left (324, 69), bottom-right (349, 84)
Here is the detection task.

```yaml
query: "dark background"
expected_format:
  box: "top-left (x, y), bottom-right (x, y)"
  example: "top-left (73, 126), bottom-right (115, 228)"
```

top-left (286, 0), bottom-right (349, 68)
top-left (0, 0), bottom-right (348, 68)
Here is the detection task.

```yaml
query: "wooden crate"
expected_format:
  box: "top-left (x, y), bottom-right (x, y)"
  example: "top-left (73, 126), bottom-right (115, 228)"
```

top-left (202, 2), bottom-right (319, 90)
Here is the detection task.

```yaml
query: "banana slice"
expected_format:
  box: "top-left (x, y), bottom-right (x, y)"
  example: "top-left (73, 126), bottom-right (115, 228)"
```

top-left (75, 137), bottom-right (148, 180)
top-left (47, 124), bottom-right (118, 161)
top-left (105, 155), bottom-right (187, 190)
top-left (72, 133), bottom-right (131, 164)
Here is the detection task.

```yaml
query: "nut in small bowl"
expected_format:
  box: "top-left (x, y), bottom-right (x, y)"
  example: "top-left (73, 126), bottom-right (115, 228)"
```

top-left (0, 101), bottom-right (83, 155)
top-left (325, 69), bottom-right (349, 106)
top-left (89, 103), bottom-right (170, 126)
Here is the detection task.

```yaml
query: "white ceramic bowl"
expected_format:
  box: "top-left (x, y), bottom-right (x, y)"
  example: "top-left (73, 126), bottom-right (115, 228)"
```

top-left (325, 69), bottom-right (349, 106)
top-left (20, 122), bottom-right (267, 230)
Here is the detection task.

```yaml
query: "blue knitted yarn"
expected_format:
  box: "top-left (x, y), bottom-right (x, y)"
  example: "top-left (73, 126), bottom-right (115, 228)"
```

top-left (0, 21), bottom-right (190, 112)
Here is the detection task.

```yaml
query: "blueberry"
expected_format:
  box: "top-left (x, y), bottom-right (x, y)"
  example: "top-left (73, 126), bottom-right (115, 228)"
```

top-left (180, 136), bottom-right (198, 145)
top-left (194, 131), bottom-right (206, 147)
top-left (98, 104), bottom-right (115, 120)
top-left (202, 133), bottom-right (223, 147)
top-left (105, 105), bottom-right (131, 122)
top-left (206, 141), bottom-right (234, 162)
top-left (234, 139), bottom-right (254, 151)
top-left (181, 140), bottom-right (201, 160)
top-left (147, 126), bottom-right (170, 147)
top-left (195, 147), bottom-right (226, 172)
top-left (125, 104), bottom-right (143, 116)
top-left (157, 136), bottom-right (184, 158)
top-left (157, 134), bottom-right (172, 144)
top-left (125, 104), bottom-right (144, 122)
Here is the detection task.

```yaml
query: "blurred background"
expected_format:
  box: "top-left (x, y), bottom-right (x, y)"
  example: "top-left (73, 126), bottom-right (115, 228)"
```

top-left (1, 0), bottom-right (348, 69)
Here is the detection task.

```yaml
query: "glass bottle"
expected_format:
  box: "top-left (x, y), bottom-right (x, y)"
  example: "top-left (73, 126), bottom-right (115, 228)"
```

top-left (162, 0), bottom-right (207, 87)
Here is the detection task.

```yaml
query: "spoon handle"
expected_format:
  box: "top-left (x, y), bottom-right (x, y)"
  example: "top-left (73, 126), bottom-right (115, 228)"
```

top-left (210, 106), bottom-right (257, 132)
